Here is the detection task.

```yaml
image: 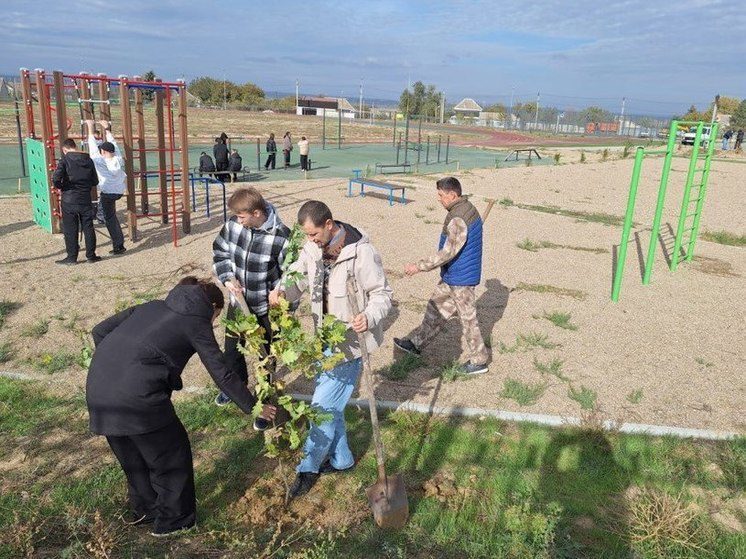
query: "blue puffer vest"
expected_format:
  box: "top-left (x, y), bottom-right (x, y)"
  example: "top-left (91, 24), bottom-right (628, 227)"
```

top-left (438, 197), bottom-right (483, 286)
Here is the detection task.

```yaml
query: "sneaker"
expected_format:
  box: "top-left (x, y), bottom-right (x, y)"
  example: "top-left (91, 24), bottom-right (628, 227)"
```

top-left (150, 523), bottom-right (197, 537)
top-left (87, 255), bottom-right (102, 263)
top-left (393, 338), bottom-right (420, 355)
top-left (122, 512), bottom-right (155, 526)
top-left (464, 362), bottom-right (489, 375)
top-left (55, 257), bottom-right (77, 265)
top-left (319, 459), bottom-right (354, 475)
top-left (110, 246), bottom-right (127, 255)
top-left (289, 472), bottom-right (319, 499)
top-left (214, 391), bottom-right (231, 406)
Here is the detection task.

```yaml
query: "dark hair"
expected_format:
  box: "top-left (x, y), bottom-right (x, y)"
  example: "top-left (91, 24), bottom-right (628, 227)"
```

top-left (436, 176), bottom-right (462, 196)
top-left (62, 138), bottom-right (77, 150)
top-left (214, 137), bottom-right (220, 142)
top-left (177, 276), bottom-right (224, 309)
top-left (200, 151), bottom-right (207, 156)
top-left (298, 200), bottom-right (333, 227)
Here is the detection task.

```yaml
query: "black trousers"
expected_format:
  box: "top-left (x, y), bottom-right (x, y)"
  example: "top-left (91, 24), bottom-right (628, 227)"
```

top-left (106, 420), bottom-right (196, 532)
top-left (62, 201), bottom-right (97, 260)
top-left (264, 153), bottom-right (276, 169)
top-left (224, 305), bottom-right (272, 385)
top-left (98, 193), bottom-right (125, 250)
top-left (216, 161), bottom-right (229, 182)
top-left (300, 154), bottom-right (308, 170)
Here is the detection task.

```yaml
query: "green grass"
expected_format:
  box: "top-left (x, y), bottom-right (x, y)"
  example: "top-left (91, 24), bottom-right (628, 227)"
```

top-left (569, 385), bottom-right (598, 410)
top-left (20, 319), bottom-right (49, 338)
top-left (28, 350), bottom-right (76, 374)
top-left (439, 360), bottom-right (467, 382)
top-left (381, 353), bottom-right (423, 381)
top-left (701, 229), bottom-right (746, 247)
top-left (498, 197), bottom-right (514, 206)
top-left (533, 357), bottom-right (568, 382)
top-left (500, 378), bottom-right (546, 406)
top-left (514, 203), bottom-right (627, 226)
top-left (114, 289), bottom-right (161, 313)
top-left (626, 389), bottom-right (644, 405)
top-left (0, 300), bottom-right (21, 328)
top-left (0, 342), bottom-right (14, 363)
top-left (695, 357), bottom-right (714, 368)
top-left (498, 332), bottom-right (559, 353)
top-left (1, 377), bottom-right (744, 558)
top-left (543, 310), bottom-right (578, 330)
top-left (515, 282), bottom-right (588, 300)
top-left (516, 239), bottom-right (609, 254)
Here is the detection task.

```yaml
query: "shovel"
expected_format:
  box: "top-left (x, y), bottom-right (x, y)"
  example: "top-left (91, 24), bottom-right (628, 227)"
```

top-left (346, 275), bottom-right (409, 529)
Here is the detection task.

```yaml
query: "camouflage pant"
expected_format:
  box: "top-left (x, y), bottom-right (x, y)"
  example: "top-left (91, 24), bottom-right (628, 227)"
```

top-left (411, 281), bottom-right (489, 365)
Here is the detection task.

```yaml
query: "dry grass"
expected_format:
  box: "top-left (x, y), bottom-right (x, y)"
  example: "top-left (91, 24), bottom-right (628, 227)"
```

top-left (514, 282), bottom-right (588, 300)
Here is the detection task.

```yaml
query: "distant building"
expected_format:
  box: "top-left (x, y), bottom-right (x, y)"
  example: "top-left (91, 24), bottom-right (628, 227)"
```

top-left (296, 96), bottom-right (357, 119)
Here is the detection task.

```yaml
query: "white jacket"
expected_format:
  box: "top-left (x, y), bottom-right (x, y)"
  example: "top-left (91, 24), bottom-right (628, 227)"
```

top-left (89, 132), bottom-right (127, 195)
top-left (283, 225), bottom-right (392, 361)
top-left (298, 139), bottom-right (309, 156)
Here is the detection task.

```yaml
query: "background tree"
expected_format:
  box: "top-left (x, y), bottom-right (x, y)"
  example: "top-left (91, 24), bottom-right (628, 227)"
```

top-left (141, 70), bottom-right (156, 101)
top-left (579, 106), bottom-right (614, 124)
top-left (399, 81), bottom-right (442, 118)
top-left (730, 100), bottom-right (746, 129)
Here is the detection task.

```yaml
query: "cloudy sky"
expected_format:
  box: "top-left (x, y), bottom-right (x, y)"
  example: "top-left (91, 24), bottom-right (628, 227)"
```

top-left (2, 0), bottom-right (744, 115)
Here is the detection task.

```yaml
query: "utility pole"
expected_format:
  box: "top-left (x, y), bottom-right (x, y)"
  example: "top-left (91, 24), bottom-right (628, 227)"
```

top-left (295, 79), bottom-right (299, 114)
top-left (711, 94), bottom-right (719, 124)
top-left (222, 69), bottom-right (227, 110)
top-left (534, 91), bottom-right (540, 130)
top-left (359, 78), bottom-right (363, 120)
top-left (618, 97), bottom-right (626, 135)
top-left (440, 92), bottom-right (445, 124)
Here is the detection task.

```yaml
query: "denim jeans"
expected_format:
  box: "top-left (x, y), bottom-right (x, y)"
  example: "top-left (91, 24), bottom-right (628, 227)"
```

top-left (297, 358), bottom-right (361, 473)
top-left (722, 138), bottom-right (729, 150)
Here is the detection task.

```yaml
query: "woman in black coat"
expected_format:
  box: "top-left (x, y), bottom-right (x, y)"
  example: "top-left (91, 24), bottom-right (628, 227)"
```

top-left (86, 277), bottom-right (274, 536)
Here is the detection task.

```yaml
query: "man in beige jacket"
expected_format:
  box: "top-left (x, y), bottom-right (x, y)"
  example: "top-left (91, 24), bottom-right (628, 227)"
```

top-left (269, 200), bottom-right (392, 499)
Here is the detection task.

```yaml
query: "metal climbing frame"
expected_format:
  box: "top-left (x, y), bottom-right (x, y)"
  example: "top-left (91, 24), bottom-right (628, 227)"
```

top-left (611, 119), bottom-right (718, 302)
top-left (19, 68), bottom-right (191, 246)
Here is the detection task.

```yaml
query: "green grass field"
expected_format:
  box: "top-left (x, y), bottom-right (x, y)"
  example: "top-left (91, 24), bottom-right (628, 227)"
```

top-left (1, 377), bottom-right (744, 558)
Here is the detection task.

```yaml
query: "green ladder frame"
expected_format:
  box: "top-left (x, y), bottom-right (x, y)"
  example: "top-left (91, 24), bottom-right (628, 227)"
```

top-left (611, 120), bottom-right (718, 302)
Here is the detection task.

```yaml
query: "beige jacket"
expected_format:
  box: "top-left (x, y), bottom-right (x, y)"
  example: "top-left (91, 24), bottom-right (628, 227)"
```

top-left (283, 225), bottom-right (392, 360)
top-left (298, 139), bottom-right (309, 156)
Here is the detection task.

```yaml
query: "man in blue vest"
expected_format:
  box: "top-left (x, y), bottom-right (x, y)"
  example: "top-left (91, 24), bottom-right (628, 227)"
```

top-left (395, 176), bottom-right (489, 375)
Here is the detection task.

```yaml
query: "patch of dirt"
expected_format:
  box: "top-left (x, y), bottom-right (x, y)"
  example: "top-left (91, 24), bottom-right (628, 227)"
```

top-left (422, 470), bottom-right (479, 510)
top-left (231, 469), bottom-right (369, 532)
top-left (692, 255), bottom-right (741, 278)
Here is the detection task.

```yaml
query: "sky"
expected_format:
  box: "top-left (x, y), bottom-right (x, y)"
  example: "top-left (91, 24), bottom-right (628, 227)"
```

top-left (2, 0), bottom-right (744, 116)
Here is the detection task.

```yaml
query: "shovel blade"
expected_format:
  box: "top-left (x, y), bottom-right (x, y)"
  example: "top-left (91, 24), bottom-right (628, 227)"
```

top-left (366, 473), bottom-right (409, 529)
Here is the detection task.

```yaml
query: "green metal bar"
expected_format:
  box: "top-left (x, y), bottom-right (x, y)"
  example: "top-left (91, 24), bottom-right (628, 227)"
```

top-left (671, 122), bottom-right (703, 270)
top-left (686, 122), bottom-right (718, 260)
top-left (643, 120), bottom-right (678, 285)
top-left (612, 147), bottom-right (645, 302)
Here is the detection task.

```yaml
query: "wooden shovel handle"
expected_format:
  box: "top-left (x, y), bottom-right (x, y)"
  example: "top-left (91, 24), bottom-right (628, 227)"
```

top-left (346, 275), bottom-right (387, 481)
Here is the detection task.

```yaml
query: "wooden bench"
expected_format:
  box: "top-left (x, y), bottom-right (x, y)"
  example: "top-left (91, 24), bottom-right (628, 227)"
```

top-left (374, 162), bottom-right (412, 174)
top-left (504, 148), bottom-right (541, 162)
top-left (348, 177), bottom-right (405, 206)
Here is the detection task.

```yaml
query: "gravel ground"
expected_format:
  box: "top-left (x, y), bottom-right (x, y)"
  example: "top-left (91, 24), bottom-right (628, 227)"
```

top-left (1, 156), bottom-right (743, 433)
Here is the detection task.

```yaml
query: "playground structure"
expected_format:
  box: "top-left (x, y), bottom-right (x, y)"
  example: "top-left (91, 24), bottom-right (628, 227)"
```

top-left (19, 68), bottom-right (191, 246)
top-left (321, 108), bottom-right (344, 149)
top-left (611, 120), bottom-right (718, 301)
top-left (392, 115), bottom-right (450, 169)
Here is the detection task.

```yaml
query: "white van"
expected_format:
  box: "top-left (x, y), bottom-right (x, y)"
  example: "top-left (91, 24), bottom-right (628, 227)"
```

top-left (681, 125), bottom-right (712, 146)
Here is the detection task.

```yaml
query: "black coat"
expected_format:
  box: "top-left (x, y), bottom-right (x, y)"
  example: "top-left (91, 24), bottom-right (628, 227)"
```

top-left (199, 154), bottom-right (216, 172)
top-left (86, 285), bottom-right (257, 436)
top-left (52, 152), bottom-right (99, 205)
top-left (213, 143), bottom-right (229, 165)
top-left (228, 153), bottom-right (242, 172)
top-left (266, 139), bottom-right (277, 154)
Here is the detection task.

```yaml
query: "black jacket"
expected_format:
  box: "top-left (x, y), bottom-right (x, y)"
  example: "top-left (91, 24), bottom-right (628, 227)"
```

top-left (86, 284), bottom-right (257, 436)
top-left (228, 153), bottom-right (242, 172)
top-left (213, 143), bottom-right (229, 165)
top-left (199, 154), bottom-right (216, 172)
top-left (52, 152), bottom-right (99, 205)
top-left (266, 139), bottom-right (277, 154)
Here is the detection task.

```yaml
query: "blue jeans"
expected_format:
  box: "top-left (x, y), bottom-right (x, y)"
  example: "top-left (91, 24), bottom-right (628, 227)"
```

top-left (722, 138), bottom-right (729, 150)
top-left (297, 358), bottom-right (361, 473)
